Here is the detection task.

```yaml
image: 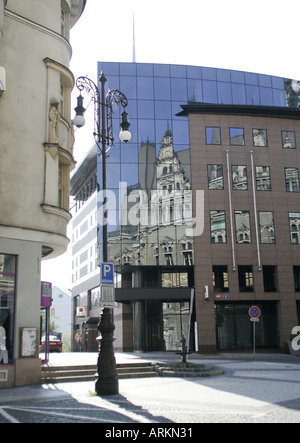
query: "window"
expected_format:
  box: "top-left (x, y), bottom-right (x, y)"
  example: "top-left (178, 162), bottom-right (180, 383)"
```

top-left (58, 160), bottom-right (70, 210)
top-left (207, 165), bottom-right (224, 189)
top-left (210, 210), bottom-right (227, 243)
top-left (215, 301), bottom-right (279, 350)
top-left (289, 212), bottom-right (300, 244)
top-left (161, 272), bottom-right (188, 288)
top-left (91, 287), bottom-right (101, 309)
top-left (183, 251), bottom-right (193, 266)
top-left (235, 211), bottom-right (251, 243)
top-left (263, 266), bottom-right (277, 292)
top-left (213, 266), bottom-right (229, 292)
top-left (60, 83), bottom-right (65, 117)
top-left (230, 128), bottom-right (245, 146)
top-left (259, 211), bottom-right (276, 244)
top-left (282, 130), bottom-right (296, 149)
top-left (0, 254), bottom-right (17, 365)
top-left (253, 129), bottom-right (268, 146)
top-left (61, 8), bottom-right (66, 37)
top-left (238, 266), bottom-right (254, 292)
top-left (293, 266), bottom-right (300, 292)
top-left (60, 3), bottom-right (70, 40)
top-left (232, 165), bottom-right (248, 190)
top-left (182, 241), bottom-right (193, 266)
top-left (285, 168), bottom-right (299, 192)
top-left (256, 166), bottom-right (271, 191)
top-left (58, 162), bottom-right (64, 208)
top-left (206, 127), bottom-right (221, 145)
top-left (142, 269), bottom-right (158, 288)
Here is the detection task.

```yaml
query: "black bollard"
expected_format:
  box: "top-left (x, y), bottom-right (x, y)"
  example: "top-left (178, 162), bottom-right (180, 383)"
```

top-left (95, 307), bottom-right (119, 396)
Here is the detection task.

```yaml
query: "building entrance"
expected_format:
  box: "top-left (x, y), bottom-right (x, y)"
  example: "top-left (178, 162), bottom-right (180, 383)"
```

top-left (162, 302), bottom-right (190, 351)
top-left (134, 300), bottom-right (193, 352)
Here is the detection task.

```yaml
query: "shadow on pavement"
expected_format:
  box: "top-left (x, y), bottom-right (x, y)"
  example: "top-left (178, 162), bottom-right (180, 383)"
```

top-left (0, 383), bottom-right (174, 424)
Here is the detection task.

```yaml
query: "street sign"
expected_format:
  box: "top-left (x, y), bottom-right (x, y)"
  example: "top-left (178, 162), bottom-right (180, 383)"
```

top-left (249, 306), bottom-right (261, 319)
top-left (101, 285), bottom-right (115, 306)
top-left (100, 263), bottom-right (114, 286)
top-left (249, 306), bottom-right (261, 355)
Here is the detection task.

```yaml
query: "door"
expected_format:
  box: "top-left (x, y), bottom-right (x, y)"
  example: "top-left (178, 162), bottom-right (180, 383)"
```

top-left (146, 301), bottom-right (163, 351)
top-left (40, 308), bottom-right (50, 364)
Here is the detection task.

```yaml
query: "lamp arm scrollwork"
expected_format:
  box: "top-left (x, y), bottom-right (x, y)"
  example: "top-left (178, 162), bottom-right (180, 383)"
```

top-left (76, 76), bottom-right (101, 149)
top-left (75, 76), bottom-right (129, 156)
top-left (106, 89), bottom-right (129, 149)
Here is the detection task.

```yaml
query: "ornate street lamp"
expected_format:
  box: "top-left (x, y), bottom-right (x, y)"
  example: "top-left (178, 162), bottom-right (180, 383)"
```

top-left (73, 71), bottom-right (131, 396)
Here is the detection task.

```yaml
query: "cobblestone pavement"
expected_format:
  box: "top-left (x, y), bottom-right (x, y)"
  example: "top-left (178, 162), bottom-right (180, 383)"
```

top-left (0, 353), bottom-right (300, 424)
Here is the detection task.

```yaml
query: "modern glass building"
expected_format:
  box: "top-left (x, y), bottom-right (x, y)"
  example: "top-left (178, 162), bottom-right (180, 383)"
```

top-left (71, 61), bottom-right (300, 353)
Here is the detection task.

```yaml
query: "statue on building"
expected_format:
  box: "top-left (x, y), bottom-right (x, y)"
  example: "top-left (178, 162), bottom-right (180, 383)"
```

top-left (49, 98), bottom-right (60, 144)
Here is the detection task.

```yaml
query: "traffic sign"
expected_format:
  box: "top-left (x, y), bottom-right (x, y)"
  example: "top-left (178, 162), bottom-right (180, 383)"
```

top-left (100, 263), bottom-right (114, 286)
top-left (249, 306), bottom-right (261, 319)
top-left (101, 285), bottom-right (115, 306)
top-left (249, 306), bottom-right (261, 356)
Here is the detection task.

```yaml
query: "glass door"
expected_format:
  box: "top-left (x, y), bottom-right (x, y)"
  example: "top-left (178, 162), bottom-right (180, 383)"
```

top-left (40, 308), bottom-right (50, 364)
top-left (163, 302), bottom-right (190, 351)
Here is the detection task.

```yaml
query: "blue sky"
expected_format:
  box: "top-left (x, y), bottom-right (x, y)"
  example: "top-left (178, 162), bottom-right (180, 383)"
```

top-left (70, 0), bottom-right (300, 81)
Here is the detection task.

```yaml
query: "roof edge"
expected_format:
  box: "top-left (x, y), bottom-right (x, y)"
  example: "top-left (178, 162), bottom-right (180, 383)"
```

top-left (177, 102), bottom-right (300, 120)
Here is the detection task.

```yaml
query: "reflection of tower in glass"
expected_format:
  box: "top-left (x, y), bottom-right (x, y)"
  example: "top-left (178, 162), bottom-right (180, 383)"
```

top-left (285, 79), bottom-right (300, 108)
top-left (156, 123), bottom-right (191, 196)
top-left (108, 123), bottom-right (193, 268)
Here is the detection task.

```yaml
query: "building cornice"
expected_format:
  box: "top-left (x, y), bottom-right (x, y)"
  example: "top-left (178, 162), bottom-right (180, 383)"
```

top-left (41, 204), bottom-right (72, 222)
top-left (0, 224), bottom-right (70, 258)
top-left (177, 103), bottom-right (300, 120)
top-left (44, 57), bottom-right (75, 87)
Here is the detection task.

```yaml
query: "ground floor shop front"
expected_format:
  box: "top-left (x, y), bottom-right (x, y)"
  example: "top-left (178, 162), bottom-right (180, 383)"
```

top-left (0, 239), bottom-right (47, 389)
top-left (128, 299), bottom-right (298, 354)
top-left (73, 286), bottom-right (300, 354)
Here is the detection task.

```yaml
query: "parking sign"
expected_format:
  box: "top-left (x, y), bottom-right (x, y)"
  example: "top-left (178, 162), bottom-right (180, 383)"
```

top-left (100, 262), bottom-right (114, 286)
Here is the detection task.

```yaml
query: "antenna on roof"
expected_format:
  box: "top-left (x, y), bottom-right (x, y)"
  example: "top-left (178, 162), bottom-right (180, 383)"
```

top-left (132, 10), bottom-right (136, 63)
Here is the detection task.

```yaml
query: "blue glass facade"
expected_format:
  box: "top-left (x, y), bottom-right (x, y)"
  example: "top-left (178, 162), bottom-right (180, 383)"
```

top-left (94, 62), bottom-right (300, 352)
top-left (97, 62), bottom-right (299, 266)
top-left (96, 62), bottom-right (300, 264)
top-left (99, 62), bottom-right (299, 115)
top-left (97, 62), bottom-right (194, 267)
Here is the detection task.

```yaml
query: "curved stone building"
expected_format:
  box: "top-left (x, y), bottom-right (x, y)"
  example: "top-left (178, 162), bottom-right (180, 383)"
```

top-left (0, 0), bottom-right (85, 387)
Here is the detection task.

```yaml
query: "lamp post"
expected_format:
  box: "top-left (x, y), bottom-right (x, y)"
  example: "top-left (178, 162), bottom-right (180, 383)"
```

top-left (73, 72), bottom-right (131, 396)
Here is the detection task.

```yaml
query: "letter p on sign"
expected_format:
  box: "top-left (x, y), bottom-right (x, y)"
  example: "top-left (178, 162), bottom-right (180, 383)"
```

top-left (101, 263), bottom-right (114, 285)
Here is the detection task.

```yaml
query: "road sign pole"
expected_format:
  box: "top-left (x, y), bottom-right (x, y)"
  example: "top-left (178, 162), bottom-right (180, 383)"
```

top-left (253, 321), bottom-right (255, 355)
top-left (249, 306), bottom-right (261, 356)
